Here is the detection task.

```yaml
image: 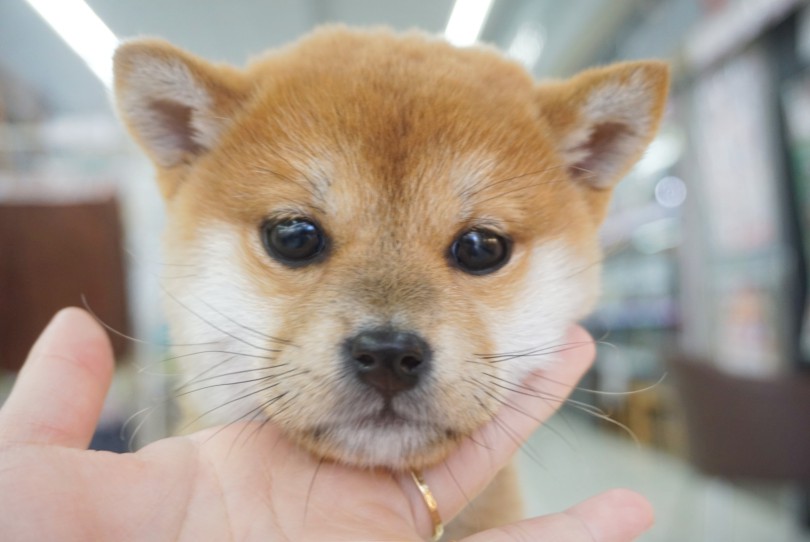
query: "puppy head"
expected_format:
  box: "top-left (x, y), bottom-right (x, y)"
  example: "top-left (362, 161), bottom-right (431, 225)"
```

top-left (114, 27), bottom-right (668, 469)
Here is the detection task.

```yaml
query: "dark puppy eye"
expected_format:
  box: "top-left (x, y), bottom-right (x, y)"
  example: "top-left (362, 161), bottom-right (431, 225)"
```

top-left (261, 217), bottom-right (326, 266)
top-left (450, 229), bottom-right (511, 275)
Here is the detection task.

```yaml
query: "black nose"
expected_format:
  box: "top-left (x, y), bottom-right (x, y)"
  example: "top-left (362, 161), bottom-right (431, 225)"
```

top-left (347, 330), bottom-right (430, 396)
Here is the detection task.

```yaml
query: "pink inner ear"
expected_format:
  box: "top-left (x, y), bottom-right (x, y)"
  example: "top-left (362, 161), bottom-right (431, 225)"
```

top-left (567, 121), bottom-right (637, 187)
top-left (147, 99), bottom-right (205, 156)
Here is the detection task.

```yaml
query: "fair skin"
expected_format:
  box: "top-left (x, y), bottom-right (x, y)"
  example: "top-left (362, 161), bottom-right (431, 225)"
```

top-left (0, 308), bottom-right (652, 541)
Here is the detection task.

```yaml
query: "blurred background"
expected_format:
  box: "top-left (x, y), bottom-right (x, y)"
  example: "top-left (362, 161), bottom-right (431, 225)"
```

top-left (1, 0), bottom-right (809, 540)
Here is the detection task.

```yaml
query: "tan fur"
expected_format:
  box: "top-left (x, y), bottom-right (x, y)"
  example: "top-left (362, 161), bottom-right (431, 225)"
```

top-left (114, 26), bottom-right (668, 538)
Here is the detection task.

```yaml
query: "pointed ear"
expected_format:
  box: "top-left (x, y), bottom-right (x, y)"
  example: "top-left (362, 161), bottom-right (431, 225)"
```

top-left (536, 61), bottom-right (669, 189)
top-left (113, 39), bottom-right (248, 171)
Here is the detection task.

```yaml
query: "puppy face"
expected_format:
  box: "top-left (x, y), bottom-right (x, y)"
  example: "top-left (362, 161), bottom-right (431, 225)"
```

top-left (114, 27), bottom-right (668, 469)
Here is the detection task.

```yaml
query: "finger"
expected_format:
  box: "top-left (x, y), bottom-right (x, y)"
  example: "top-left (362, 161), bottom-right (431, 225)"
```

top-left (461, 489), bottom-right (654, 542)
top-left (0, 307), bottom-right (115, 448)
top-left (405, 325), bottom-right (595, 530)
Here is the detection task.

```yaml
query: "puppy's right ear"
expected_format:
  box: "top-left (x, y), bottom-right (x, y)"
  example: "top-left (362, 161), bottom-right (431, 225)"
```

top-left (113, 40), bottom-right (248, 193)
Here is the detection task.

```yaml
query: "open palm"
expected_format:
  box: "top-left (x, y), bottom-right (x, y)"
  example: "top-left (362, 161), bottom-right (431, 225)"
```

top-left (0, 309), bottom-right (652, 541)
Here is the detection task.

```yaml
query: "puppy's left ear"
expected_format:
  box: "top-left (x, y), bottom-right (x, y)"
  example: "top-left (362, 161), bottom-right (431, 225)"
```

top-left (536, 61), bottom-right (669, 190)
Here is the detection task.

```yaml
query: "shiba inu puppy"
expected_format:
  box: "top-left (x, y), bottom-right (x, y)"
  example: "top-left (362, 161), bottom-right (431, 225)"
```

top-left (113, 26), bottom-right (668, 537)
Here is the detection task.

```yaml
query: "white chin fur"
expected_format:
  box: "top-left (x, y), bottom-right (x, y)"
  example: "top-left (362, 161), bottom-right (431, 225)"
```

top-left (320, 422), bottom-right (441, 468)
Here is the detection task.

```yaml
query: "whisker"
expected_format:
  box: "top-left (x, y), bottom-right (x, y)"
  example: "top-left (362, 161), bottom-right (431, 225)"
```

top-left (179, 379), bottom-right (298, 434)
top-left (204, 391), bottom-right (292, 448)
top-left (473, 338), bottom-right (584, 360)
top-left (124, 250), bottom-right (295, 351)
top-left (474, 372), bottom-right (628, 454)
top-left (464, 429), bottom-right (494, 451)
top-left (532, 370), bottom-right (668, 397)
top-left (184, 369), bottom-right (309, 436)
top-left (474, 340), bottom-right (596, 363)
top-left (263, 392), bottom-right (299, 423)
top-left (159, 285), bottom-right (281, 354)
top-left (81, 294), bottom-right (219, 348)
top-left (166, 349), bottom-right (278, 362)
top-left (194, 296), bottom-right (296, 347)
top-left (175, 364), bottom-right (291, 392)
top-left (490, 386), bottom-right (576, 465)
top-left (175, 368), bottom-right (299, 398)
top-left (569, 405), bottom-right (640, 446)
top-left (121, 405), bottom-right (154, 450)
top-left (231, 393), bottom-right (296, 449)
top-left (174, 355), bottom-right (239, 389)
top-left (473, 393), bottom-right (546, 467)
top-left (303, 458), bottom-right (325, 533)
top-left (560, 255), bottom-right (607, 281)
top-left (477, 374), bottom-right (609, 418)
top-left (123, 366), bottom-right (299, 450)
top-left (480, 375), bottom-right (641, 445)
top-left (125, 401), bottom-right (169, 452)
top-left (442, 460), bottom-right (476, 526)
top-left (136, 346), bottom-right (285, 375)
top-left (243, 392), bottom-right (300, 445)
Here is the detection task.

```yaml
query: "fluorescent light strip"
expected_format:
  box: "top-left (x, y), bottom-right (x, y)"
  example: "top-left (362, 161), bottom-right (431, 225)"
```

top-left (445, 0), bottom-right (495, 47)
top-left (507, 24), bottom-right (545, 70)
top-left (25, 0), bottom-right (119, 88)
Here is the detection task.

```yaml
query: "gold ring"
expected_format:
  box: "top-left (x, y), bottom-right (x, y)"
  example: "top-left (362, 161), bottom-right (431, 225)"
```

top-left (410, 470), bottom-right (444, 542)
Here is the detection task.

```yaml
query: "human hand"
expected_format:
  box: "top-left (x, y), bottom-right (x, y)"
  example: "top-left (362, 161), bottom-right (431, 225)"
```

top-left (0, 308), bottom-right (652, 541)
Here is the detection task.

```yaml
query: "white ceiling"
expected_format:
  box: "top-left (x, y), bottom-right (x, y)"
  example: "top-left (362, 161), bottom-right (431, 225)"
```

top-left (0, 0), bottom-right (648, 118)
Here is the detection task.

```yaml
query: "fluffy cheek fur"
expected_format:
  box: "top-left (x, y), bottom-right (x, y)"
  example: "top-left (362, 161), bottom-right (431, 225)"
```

top-left (161, 222), bottom-right (488, 468)
top-left (160, 224), bottom-right (286, 431)
top-left (162, 219), bottom-right (598, 469)
top-left (488, 238), bottom-right (602, 383)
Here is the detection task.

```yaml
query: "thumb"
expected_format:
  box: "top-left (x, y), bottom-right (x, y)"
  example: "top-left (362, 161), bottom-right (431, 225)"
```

top-left (0, 307), bottom-right (115, 448)
top-left (460, 489), bottom-right (654, 542)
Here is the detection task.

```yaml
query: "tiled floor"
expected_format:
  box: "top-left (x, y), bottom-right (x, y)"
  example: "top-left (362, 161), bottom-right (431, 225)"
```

top-left (518, 414), bottom-right (809, 541)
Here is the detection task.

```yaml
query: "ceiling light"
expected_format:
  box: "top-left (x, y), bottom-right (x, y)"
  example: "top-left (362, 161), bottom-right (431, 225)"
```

top-left (25, 0), bottom-right (119, 88)
top-left (507, 23), bottom-right (545, 70)
top-left (445, 0), bottom-right (495, 47)
top-left (634, 131), bottom-right (683, 178)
